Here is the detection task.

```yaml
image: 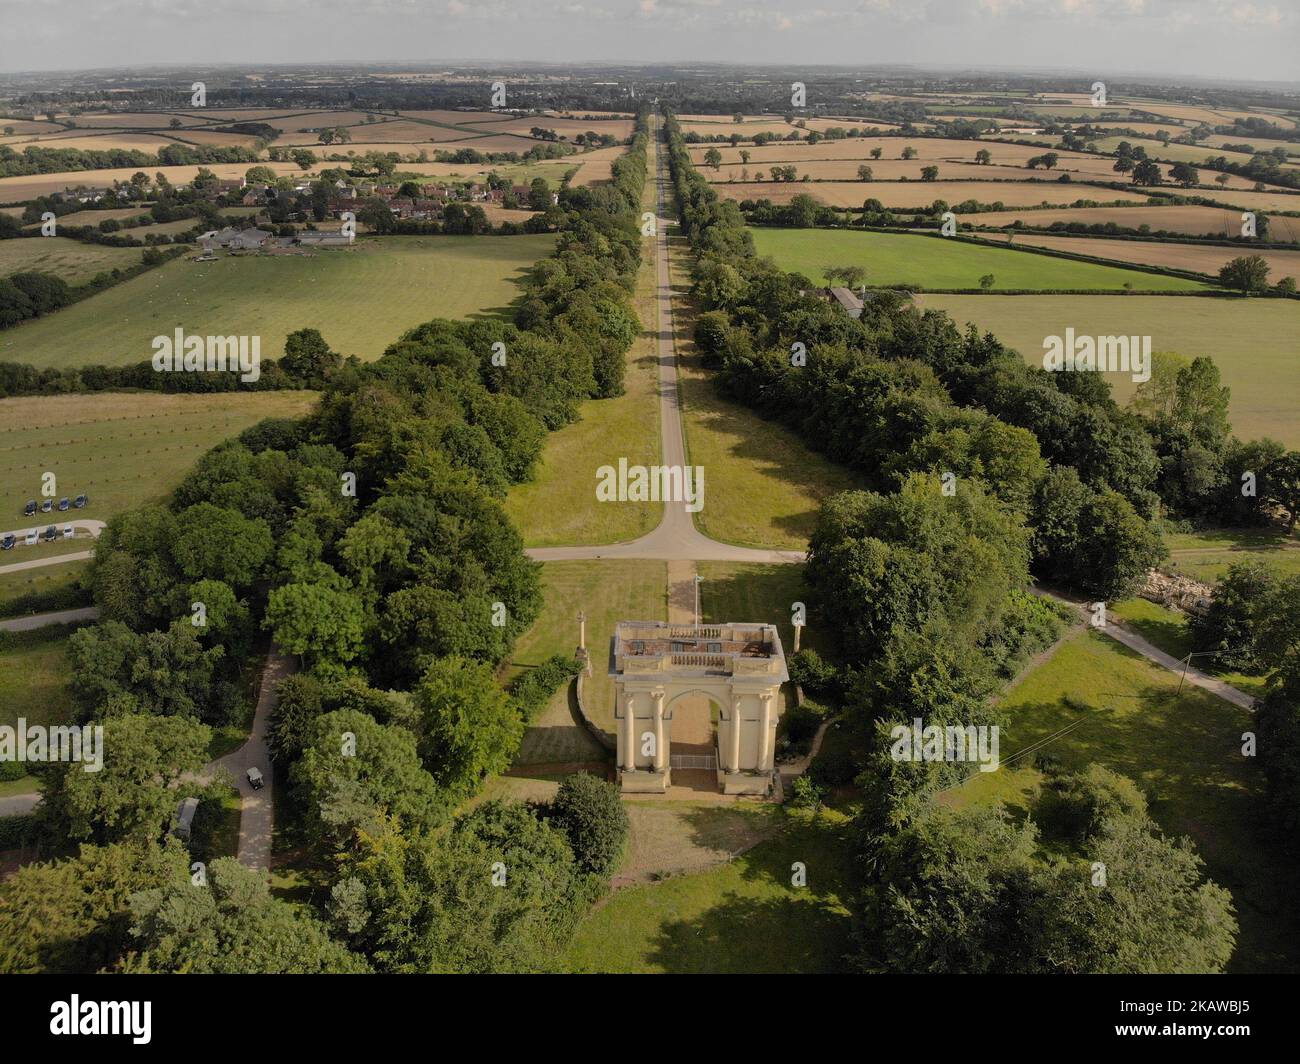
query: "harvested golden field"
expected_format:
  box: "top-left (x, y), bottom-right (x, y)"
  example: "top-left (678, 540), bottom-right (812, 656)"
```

top-left (464, 115), bottom-right (635, 139)
top-left (5, 132), bottom-right (178, 152)
top-left (973, 232), bottom-right (1300, 279)
top-left (398, 109), bottom-right (515, 125)
top-left (479, 204), bottom-right (537, 225)
top-left (0, 161), bottom-right (307, 202)
top-left (451, 133), bottom-right (550, 152)
top-left (1131, 103), bottom-right (1295, 129)
top-left (1193, 187), bottom-right (1300, 213)
top-left (168, 129), bottom-right (262, 148)
top-left (569, 145), bottom-right (627, 186)
top-left (712, 180), bottom-right (1153, 209)
top-left (65, 112), bottom-right (208, 128)
top-left (0, 119), bottom-right (62, 135)
top-left (260, 110), bottom-right (378, 132)
top-left (958, 203), bottom-right (1300, 240)
top-left (1204, 134), bottom-right (1300, 157)
top-left (689, 137), bottom-right (1100, 167)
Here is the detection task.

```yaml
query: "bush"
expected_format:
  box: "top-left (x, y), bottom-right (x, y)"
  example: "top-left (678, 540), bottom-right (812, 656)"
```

top-left (0, 760), bottom-right (28, 783)
top-left (809, 743), bottom-right (856, 788)
top-left (788, 775), bottom-right (826, 811)
top-left (510, 655), bottom-right (581, 722)
top-left (788, 648), bottom-right (840, 699)
top-left (0, 814), bottom-right (36, 849)
top-left (550, 772), bottom-right (629, 878)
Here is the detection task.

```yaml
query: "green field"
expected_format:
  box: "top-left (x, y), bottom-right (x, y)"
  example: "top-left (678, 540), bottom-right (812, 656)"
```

top-left (503, 161), bottom-right (660, 547)
top-left (506, 559), bottom-right (667, 763)
top-left (0, 629), bottom-right (75, 732)
top-left (564, 805), bottom-right (853, 973)
top-left (945, 629), bottom-right (1299, 972)
top-left (0, 559), bottom-right (87, 617)
top-left (0, 235), bottom-right (555, 369)
top-left (670, 238), bottom-right (860, 550)
top-left (0, 391), bottom-right (317, 529)
top-left (917, 294), bottom-right (1300, 446)
top-left (750, 227), bottom-right (1211, 292)
top-left (1163, 526), bottom-right (1300, 584)
top-left (0, 236), bottom-right (146, 285)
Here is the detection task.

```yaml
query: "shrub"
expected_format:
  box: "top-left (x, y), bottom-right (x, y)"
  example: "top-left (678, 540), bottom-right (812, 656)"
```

top-left (550, 772), bottom-right (629, 878)
top-left (510, 655), bottom-right (582, 722)
top-left (788, 648), bottom-right (840, 699)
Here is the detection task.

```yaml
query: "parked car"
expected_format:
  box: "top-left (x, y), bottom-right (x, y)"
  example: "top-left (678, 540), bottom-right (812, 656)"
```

top-left (73, 494), bottom-right (88, 509)
top-left (57, 497), bottom-right (70, 512)
top-left (24, 529), bottom-right (38, 546)
top-left (23, 499), bottom-right (36, 517)
top-left (40, 499), bottom-right (52, 513)
top-left (1, 533), bottom-right (14, 551)
top-left (63, 525), bottom-right (74, 539)
top-left (246, 767), bottom-right (265, 790)
top-left (43, 525), bottom-right (57, 542)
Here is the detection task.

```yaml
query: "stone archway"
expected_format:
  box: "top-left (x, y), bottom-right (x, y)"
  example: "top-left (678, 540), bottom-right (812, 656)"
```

top-left (611, 621), bottom-right (788, 795)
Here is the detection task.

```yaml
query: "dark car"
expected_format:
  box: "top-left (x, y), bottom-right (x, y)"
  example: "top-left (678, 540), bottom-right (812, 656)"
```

top-left (43, 525), bottom-right (58, 542)
top-left (1, 534), bottom-right (14, 551)
top-left (246, 767), bottom-right (265, 790)
top-left (40, 499), bottom-right (52, 513)
top-left (73, 494), bottom-right (88, 509)
top-left (23, 499), bottom-right (36, 517)
top-left (57, 497), bottom-right (70, 512)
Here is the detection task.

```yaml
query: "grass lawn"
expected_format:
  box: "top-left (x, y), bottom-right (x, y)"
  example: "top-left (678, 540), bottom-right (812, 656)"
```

top-left (944, 629), bottom-right (1299, 972)
top-left (502, 143), bottom-right (660, 547)
top-left (563, 805), bottom-right (854, 973)
top-left (506, 559), bottom-right (667, 761)
top-left (0, 559), bottom-right (87, 617)
top-left (0, 236), bottom-right (146, 285)
top-left (0, 391), bottom-right (317, 528)
top-left (917, 294), bottom-right (1300, 446)
top-left (0, 629), bottom-right (75, 732)
top-left (750, 227), bottom-right (1211, 292)
top-left (1107, 596), bottom-right (1268, 700)
top-left (669, 235), bottom-right (859, 550)
top-left (1163, 526), bottom-right (1300, 583)
top-left (0, 235), bottom-right (555, 368)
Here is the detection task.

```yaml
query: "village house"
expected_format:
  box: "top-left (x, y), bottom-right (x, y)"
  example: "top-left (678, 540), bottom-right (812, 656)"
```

top-left (241, 184), bottom-right (270, 206)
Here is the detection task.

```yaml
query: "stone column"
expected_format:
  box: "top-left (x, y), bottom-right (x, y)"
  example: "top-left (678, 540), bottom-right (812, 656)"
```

top-left (622, 693), bottom-right (637, 771)
top-left (652, 690), bottom-right (666, 773)
top-left (729, 692), bottom-right (743, 773)
top-left (757, 692), bottom-right (774, 771)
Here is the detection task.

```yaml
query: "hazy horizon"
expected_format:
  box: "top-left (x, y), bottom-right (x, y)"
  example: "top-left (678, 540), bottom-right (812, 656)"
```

top-left (0, 0), bottom-right (1295, 84)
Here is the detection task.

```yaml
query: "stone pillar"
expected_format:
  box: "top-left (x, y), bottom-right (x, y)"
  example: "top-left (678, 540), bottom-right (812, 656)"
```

top-left (792, 624), bottom-right (802, 653)
top-left (652, 690), bottom-right (666, 773)
top-left (757, 692), bottom-right (774, 771)
top-left (622, 693), bottom-right (637, 771)
top-left (729, 692), bottom-right (743, 773)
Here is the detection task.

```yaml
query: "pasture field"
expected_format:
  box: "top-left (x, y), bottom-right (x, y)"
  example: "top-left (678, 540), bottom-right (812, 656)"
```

top-left (960, 203), bottom-right (1300, 241)
top-left (974, 232), bottom-right (1300, 280)
top-left (0, 236), bottom-right (146, 284)
top-left (0, 235), bottom-right (554, 368)
top-left (943, 629), bottom-right (1298, 972)
top-left (0, 161), bottom-right (310, 203)
top-left (0, 391), bottom-right (317, 529)
top-left (0, 630), bottom-right (75, 735)
top-left (506, 559), bottom-right (667, 755)
top-left (1204, 134), bottom-right (1300, 157)
top-left (19, 207), bottom-right (147, 230)
top-left (669, 235), bottom-right (860, 549)
top-left (751, 227), bottom-right (1209, 292)
top-left (915, 294), bottom-right (1300, 446)
top-left (713, 180), bottom-right (1153, 210)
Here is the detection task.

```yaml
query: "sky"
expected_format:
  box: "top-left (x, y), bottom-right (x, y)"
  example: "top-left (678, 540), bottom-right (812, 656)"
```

top-left (0, 0), bottom-right (1296, 84)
